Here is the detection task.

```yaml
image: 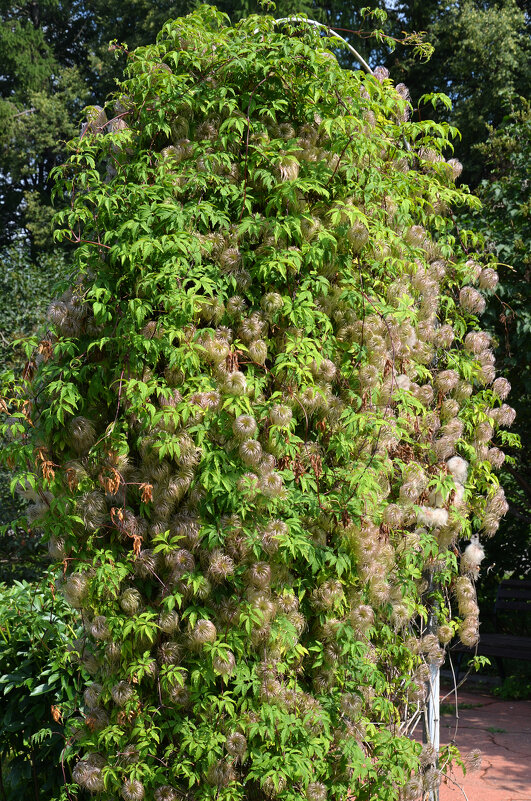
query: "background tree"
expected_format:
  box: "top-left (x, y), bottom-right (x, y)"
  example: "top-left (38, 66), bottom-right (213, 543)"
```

top-left (0, 0), bottom-right (91, 249)
top-left (387, 0), bottom-right (531, 186)
top-left (462, 102), bottom-right (531, 602)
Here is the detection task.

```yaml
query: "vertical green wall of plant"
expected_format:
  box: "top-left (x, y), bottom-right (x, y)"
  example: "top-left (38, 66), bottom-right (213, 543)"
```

top-left (1, 7), bottom-right (515, 800)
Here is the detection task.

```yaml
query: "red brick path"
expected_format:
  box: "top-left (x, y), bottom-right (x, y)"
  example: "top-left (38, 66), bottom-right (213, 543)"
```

top-left (438, 689), bottom-right (531, 801)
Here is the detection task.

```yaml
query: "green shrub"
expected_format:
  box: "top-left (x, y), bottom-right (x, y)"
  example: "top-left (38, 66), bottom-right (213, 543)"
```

top-left (1, 7), bottom-right (514, 800)
top-left (0, 580), bottom-right (83, 800)
top-left (0, 245), bottom-right (68, 579)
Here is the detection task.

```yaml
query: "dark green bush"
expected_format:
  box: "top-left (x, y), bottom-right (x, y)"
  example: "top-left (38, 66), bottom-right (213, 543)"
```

top-left (0, 580), bottom-right (84, 800)
top-left (0, 245), bottom-right (68, 581)
top-left (1, 7), bottom-right (514, 800)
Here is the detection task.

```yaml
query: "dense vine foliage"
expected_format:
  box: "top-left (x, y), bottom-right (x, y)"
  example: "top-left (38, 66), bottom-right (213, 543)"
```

top-left (1, 7), bottom-right (515, 800)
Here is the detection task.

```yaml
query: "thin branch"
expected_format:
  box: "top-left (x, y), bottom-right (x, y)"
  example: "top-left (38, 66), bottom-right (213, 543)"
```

top-left (13, 107), bottom-right (36, 119)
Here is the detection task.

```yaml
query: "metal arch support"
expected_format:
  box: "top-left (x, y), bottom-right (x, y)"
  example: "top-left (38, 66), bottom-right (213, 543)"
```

top-left (273, 17), bottom-right (374, 75)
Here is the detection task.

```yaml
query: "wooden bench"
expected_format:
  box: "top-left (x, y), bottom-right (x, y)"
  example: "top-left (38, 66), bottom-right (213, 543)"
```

top-left (452, 578), bottom-right (531, 679)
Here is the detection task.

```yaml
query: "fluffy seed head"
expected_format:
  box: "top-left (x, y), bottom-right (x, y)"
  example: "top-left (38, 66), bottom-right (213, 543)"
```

top-left (165, 548), bottom-right (195, 576)
top-left (121, 779), bottom-right (145, 801)
top-left (207, 761), bottom-right (237, 788)
top-left (237, 472), bottom-right (259, 496)
top-left (213, 650), bottom-right (236, 676)
top-left (69, 416), bottom-right (96, 454)
top-left (446, 456), bottom-right (468, 485)
top-left (306, 783), bottom-right (327, 801)
top-left (382, 504), bottom-right (404, 528)
top-left (454, 575), bottom-right (475, 601)
top-left (247, 561), bottom-right (271, 588)
top-left (464, 259), bottom-right (482, 281)
top-left (223, 371), bottom-right (247, 395)
top-left (158, 642), bottom-right (181, 664)
top-left (83, 683), bottom-right (103, 709)
top-left (261, 292), bottom-right (283, 316)
top-left (219, 248), bottom-right (242, 271)
top-left (446, 158), bottom-right (463, 181)
top-left (312, 358), bottom-right (337, 382)
top-left (459, 620), bottom-right (479, 647)
top-left (373, 65), bottom-right (390, 82)
top-left (72, 761), bottom-right (105, 793)
top-left (437, 324), bottom-right (455, 348)
top-left (239, 313), bottom-right (266, 343)
top-left (435, 369), bottom-right (459, 395)
top-left (434, 435), bottom-right (455, 461)
top-left (347, 222), bottom-right (369, 252)
top-left (90, 615), bottom-right (110, 640)
top-left (414, 384), bottom-right (435, 407)
top-left (437, 624), bottom-right (453, 644)
top-left (111, 681), bottom-right (134, 706)
top-left (239, 438), bottom-right (263, 467)
top-left (453, 380), bottom-right (473, 403)
top-left (168, 683), bottom-right (190, 705)
top-left (492, 377), bottom-right (511, 400)
top-left (154, 788), bottom-right (178, 801)
top-left (459, 287), bottom-right (486, 315)
top-left (78, 491), bottom-right (107, 532)
top-left (461, 536), bottom-right (485, 575)
top-left (258, 453), bottom-right (276, 475)
top-left (417, 507), bottom-right (449, 528)
top-left (490, 404), bottom-right (516, 428)
top-left (249, 339), bottom-right (268, 364)
top-left (264, 520), bottom-right (288, 550)
top-left (487, 447), bottom-right (505, 469)
top-left (105, 641), bottom-right (121, 665)
top-left (404, 224), bottom-right (427, 247)
top-left (204, 337), bottom-right (229, 363)
top-left (208, 550), bottom-right (235, 582)
top-left (359, 364), bottom-right (379, 389)
top-left (486, 487), bottom-right (509, 518)
top-left (478, 268), bottom-right (499, 290)
top-left (259, 472), bottom-right (284, 498)
top-left (47, 299), bottom-right (69, 328)
top-left (270, 404), bottom-right (292, 426)
top-left (135, 549), bottom-right (158, 579)
top-left (278, 156), bottom-right (299, 182)
top-left (159, 610), bottom-right (180, 634)
top-left (190, 619), bottom-right (217, 647)
top-left (226, 294), bottom-right (246, 316)
top-left (225, 732), bottom-right (247, 757)
top-left (402, 775), bottom-right (423, 800)
top-left (399, 466), bottom-right (427, 502)
top-left (464, 331), bottom-right (491, 354)
top-left (63, 572), bottom-right (90, 608)
top-left (440, 399), bottom-right (460, 420)
top-left (475, 421), bottom-right (494, 443)
top-left (120, 588), bottom-right (142, 616)
top-left (48, 535), bottom-right (67, 559)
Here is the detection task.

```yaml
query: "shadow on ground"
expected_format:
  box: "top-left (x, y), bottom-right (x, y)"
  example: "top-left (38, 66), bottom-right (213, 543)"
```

top-left (437, 688), bottom-right (531, 801)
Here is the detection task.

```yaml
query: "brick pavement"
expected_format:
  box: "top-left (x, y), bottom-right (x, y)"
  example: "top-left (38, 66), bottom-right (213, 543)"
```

top-left (438, 689), bottom-right (531, 801)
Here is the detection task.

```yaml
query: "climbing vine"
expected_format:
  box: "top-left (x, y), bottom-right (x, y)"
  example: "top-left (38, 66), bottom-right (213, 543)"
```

top-left (1, 7), bottom-right (515, 800)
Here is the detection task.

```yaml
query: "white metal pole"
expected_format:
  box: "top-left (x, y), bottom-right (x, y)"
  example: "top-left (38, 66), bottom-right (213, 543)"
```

top-left (426, 659), bottom-right (440, 801)
top-left (273, 17), bottom-right (374, 74)
top-left (424, 568), bottom-right (440, 801)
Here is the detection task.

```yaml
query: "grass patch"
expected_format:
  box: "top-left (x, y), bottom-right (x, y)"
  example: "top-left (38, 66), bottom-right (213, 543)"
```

top-left (440, 702), bottom-right (484, 715)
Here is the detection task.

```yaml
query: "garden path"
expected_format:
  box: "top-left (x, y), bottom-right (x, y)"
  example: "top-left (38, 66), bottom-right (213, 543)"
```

top-left (438, 688), bottom-right (531, 801)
